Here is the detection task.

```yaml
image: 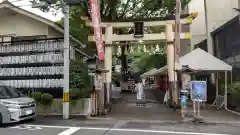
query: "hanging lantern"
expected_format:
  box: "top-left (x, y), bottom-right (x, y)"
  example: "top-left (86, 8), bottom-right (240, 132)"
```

top-left (143, 45), bottom-right (147, 52)
top-left (130, 45), bottom-right (134, 53)
top-left (124, 46), bottom-right (128, 55)
top-left (137, 44), bottom-right (140, 52)
top-left (150, 44), bottom-right (154, 52)
top-left (117, 45), bottom-right (121, 56)
top-left (155, 44), bottom-right (160, 52)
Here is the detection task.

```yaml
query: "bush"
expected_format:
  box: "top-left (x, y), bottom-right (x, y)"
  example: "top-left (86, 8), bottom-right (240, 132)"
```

top-left (31, 92), bottom-right (42, 103)
top-left (40, 93), bottom-right (54, 106)
top-left (70, 60), bottom-right (92, 99)
top-left (70, 88), bottom-right (91, 100)
top-left (226, 82), bottom-right (240, 108)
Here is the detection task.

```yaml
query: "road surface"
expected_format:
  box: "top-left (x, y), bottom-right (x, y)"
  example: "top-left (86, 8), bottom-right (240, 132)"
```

top-left (1, 120), bottom-right (240, 135)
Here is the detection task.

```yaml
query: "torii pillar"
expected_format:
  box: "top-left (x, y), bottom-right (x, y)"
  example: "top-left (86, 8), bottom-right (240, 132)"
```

top-left (165, 22), bottom-right (178, 106)
top-left (104, 25), bottom-right (113, 107)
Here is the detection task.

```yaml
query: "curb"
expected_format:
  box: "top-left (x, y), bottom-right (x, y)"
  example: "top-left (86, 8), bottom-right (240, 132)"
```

top-left (37, 114), bottom-right (117, 121)
top-left (37, 114), bottom-right (88, 120)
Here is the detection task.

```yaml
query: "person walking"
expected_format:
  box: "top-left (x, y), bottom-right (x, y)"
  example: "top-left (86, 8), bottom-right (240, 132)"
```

top-left (135, 80), bottom-right (145, 107)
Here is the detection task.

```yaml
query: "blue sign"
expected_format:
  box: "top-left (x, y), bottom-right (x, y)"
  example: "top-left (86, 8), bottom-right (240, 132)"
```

top-left (190, 81), bottom-right (207, 102)
top-left (181, 95), bottom-right (187, 105)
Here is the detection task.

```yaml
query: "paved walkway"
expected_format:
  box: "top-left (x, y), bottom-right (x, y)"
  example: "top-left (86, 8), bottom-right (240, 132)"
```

top-left (109, 88), bottom-right (240, 123)
top-left (110, 89), bottom-right (180, 121)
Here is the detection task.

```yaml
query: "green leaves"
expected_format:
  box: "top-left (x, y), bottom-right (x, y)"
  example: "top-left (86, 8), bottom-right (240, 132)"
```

top-left (128, 51), bottom-right (167, 74)
top-left (55, 0), bottom-right (192, 53)
top-left (69, 60), bottom-right (91, 98)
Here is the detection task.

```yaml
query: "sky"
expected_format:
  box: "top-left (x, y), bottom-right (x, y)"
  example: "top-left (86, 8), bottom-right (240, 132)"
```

top-left (9, 0), bottom-right (63, 22)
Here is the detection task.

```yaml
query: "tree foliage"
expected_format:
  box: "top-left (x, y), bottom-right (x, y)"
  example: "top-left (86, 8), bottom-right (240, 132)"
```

top-left (56, 0), bottom-right (191, 45)
top-left (69, 60), bottom-right (91, 98)
top-left (128, 51), bottom-right (167, 74)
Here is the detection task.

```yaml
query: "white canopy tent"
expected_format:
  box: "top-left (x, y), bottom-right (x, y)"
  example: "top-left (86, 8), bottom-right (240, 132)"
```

top-left (179, 48), bottom-right (232, 71)
top-left (150, 48), bottom-right (232, 109)
top-left (152, 48), bottom-right (232, 75)
top-left (141, 68), bottom-right (158, 78)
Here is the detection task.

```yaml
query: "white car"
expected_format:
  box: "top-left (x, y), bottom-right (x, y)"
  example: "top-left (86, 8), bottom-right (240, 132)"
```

top-left (0, 84), bottom-right (36, 124)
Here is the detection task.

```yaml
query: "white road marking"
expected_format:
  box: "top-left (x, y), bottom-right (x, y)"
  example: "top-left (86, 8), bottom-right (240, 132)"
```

top-left (9, 125), bottom-right (42, 130)
top-left (23, 124), bottom-right (230, 135)
top-left (57, 127), bottom-right (81, 135)
top-left (22, 124), bottom-right (72, 129)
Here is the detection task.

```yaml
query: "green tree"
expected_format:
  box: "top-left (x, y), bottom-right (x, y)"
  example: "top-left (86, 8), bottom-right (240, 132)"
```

top-left (128, 51), bottom-right (167, 74)
top-left (69, 60), bottom-right (91, 98)
top-left (56, 0), bottom-right (191, 45)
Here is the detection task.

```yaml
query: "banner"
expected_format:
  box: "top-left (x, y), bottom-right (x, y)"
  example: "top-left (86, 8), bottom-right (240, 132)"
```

top-left (89, 0), bottom-right (104, 60)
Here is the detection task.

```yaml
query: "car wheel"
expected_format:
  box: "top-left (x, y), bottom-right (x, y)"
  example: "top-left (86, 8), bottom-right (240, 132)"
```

top-left (26, 118), bottom-right (36, 123)
top-left (0, 113), bottom-right (3, 126)
top-left (0, 113), bottom-right (2, 124)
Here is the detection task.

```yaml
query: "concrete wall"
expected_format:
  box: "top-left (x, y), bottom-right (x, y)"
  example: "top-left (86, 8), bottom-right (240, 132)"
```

top-left (188, 0), bottom-right (239, 53)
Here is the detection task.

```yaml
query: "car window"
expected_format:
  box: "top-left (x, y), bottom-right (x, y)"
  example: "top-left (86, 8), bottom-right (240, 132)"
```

top-left (7, 87), bottom-right (25, 98)
top-left (0, 81), bottom-right (26, 98)
top-left (0, 86), bottom-right (11, 99)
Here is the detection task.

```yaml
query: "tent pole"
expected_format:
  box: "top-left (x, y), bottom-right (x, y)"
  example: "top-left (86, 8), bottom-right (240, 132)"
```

top-left (224, 71), bottom-right (228, 109)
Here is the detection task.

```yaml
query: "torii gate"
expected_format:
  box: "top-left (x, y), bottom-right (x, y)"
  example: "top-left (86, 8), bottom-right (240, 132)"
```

top-left (86, 13), bottom-right (198, 105)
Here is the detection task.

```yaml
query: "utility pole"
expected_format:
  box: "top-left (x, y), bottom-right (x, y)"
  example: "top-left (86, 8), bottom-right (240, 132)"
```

top-left (203, 0), bottom-right (211, 54)
top-left (62, 4), bottom-right (70, 120)
top-left (238, 0), bottom-right (240, 22)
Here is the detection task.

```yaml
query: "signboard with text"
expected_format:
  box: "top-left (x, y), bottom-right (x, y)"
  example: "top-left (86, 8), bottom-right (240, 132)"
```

top-left (190, 81), bottom-right (207, 102)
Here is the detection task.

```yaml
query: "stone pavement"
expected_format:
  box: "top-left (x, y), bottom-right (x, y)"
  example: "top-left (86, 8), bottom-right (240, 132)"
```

top-left (110, 90), bottom-right (180, 121)
top-left (109, 88), bottom-right (240, 124)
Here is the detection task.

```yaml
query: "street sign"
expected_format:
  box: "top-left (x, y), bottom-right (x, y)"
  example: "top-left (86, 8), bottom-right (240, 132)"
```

top-left (134, 21), bottom-right (144, 38)
top-left (190, 81), bottom-right (207, 102)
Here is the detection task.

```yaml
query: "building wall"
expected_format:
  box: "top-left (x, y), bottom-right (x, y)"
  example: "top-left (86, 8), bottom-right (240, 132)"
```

top-left (0, 14), bottom-right (17, 36)
top-left (212, 15), bottom-right (240, 81)
top-left (48, 26), bottom-right (62, 38)
top-left (0, 12), bottom-right (80, 59)
top-left (188, 0), bottom-right (239, 53)
top-left (0, 14), bottom-right (49, 38)
top-left (16, 14), bottom-right (49, 37)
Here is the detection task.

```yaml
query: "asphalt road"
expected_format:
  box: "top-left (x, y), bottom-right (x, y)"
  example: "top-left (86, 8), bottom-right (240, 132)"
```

top-left (1, 122), bottom-right (240, 135)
